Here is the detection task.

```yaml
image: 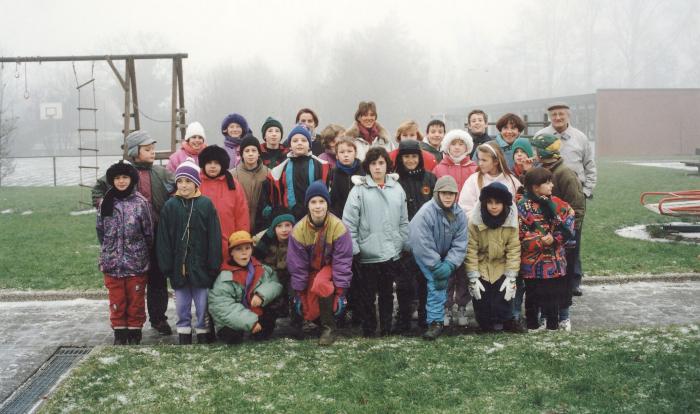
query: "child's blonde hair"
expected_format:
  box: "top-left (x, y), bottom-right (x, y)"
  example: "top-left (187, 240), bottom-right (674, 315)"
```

top-left (395, 120), bottom-right (423, 142)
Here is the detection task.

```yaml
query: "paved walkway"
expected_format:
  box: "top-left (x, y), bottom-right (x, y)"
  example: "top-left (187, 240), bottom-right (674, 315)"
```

top-left (2, 280), bottom-right (700, 403)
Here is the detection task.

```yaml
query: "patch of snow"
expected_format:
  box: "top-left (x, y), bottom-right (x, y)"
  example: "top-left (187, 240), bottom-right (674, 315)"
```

top-left (1, 209), bottom-right (13, 214)
top-left (69, 208), bottom-right (96, 216)
top-left (485, 342), bottom-right (504, 354)
top-left (136, 348), bottom-right (160, 357)
top-left (98, 356), bottom-right (121, 365)
top-left (615, 224), bottom-right (699, 245)
top-left (625, 161), bottom-right (696, 172)
top-left (115, 394), bottom-right (129, 405)
top-left (20, 210), bottom-right (33, 215)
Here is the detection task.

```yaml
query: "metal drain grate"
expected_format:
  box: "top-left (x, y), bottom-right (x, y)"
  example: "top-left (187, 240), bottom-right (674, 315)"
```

top-left (0, 346), bottom-right (92, 414)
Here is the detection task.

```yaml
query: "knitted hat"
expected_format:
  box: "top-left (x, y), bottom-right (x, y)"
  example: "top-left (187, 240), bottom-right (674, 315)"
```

top-left (434, 175), bottom-right (459, 194)
top-left (106, 159), bottom-right (139, 186)
top-left (396, 140), bottom-right (424, 176)
top-left (261, 116), bottom-right (284, 140)
top-left (198, 145), bottom-right (230, 172)
top-left (531, 134), bottom-right (561, 160)
top-left (479, 181), bottom-right (513, 205)
top-left (221, 113), bottom-right (249, 137)
top-left (239, 134), bottom-right (262, 156)
top-left (175, 157), bottom-right (202, 187)
top-left (185, 121), bottom-right (206, 142)
top-left (304, 180), bottom-right (330, 207)
top-left (124, 130), bottom-right (157, 159)
top-left (285, 123), bottom-right (312, 147)
top-left (440, 129), bottom-right (474, 155)
top-left (269, 206), bottom-right (295, 231)
top-left (228, 230), bottom-right (254, 249)
top-left (511, 137), bottom-right (534, 159)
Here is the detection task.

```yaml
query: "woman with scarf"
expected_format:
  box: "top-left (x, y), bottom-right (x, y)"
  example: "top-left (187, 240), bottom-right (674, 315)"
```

top-left (345, 100), bottom-right (397, 161)
top-left (221, 113), bottom-right (250, 169)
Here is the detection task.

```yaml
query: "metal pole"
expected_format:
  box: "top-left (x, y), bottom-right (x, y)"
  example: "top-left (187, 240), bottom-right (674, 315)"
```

top-left (0, 54), bottom-right (188, 63)
top-left (53, 157), bottom-right (57, 186)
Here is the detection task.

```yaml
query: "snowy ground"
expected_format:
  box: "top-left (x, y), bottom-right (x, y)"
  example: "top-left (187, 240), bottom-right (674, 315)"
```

top-left (624, 161), bottom-right (697, 172)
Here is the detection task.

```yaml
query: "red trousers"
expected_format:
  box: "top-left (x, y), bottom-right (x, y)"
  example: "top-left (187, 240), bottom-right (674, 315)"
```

top-left (300, 265), bottom-right (340, 321)
top-left (104, 274), bottom-right (147, 329)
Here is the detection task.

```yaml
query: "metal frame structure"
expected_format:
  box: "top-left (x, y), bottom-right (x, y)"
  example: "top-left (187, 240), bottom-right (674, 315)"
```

top-left (640, 190), bottom-right (700, 217)
top-left (0, 53), bottom-right (188, 159)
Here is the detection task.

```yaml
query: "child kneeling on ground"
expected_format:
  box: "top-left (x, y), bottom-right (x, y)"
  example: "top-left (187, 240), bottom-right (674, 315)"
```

top-left (157, 158), bottom-right (222, 345)
top-left (209, 231), bottom-right (283, 343)
top-left (408, 176), bottom-right (468, 340)
top-left (97, 160), bottom-right (154, 345)
top-left (466, 182), bottom-right (525, 333)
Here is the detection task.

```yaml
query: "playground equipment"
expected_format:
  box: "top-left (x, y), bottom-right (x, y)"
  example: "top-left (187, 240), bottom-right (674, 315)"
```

top-left (640, 190), bottom-right (700, 234)
top-left (0, 53), bottom-right (187, 207)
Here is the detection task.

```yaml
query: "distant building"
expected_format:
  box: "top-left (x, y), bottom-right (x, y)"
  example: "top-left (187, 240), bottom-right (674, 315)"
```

top-left (446, 89), bottom-right (700, 157)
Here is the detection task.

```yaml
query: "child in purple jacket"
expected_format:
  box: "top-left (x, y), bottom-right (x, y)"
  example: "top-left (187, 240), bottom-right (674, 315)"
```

top-left (97, 160), bottom-right (154, 345)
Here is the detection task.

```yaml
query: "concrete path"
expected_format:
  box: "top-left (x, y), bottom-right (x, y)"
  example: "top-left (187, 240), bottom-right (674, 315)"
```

top-left (2, 280), bottom-right (700, 403)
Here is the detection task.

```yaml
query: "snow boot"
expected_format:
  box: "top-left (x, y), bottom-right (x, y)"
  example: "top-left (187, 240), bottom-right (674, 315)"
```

top-left (113, 328), bottom-right (128, 345)
top-left (127, 329), bottom-right (142, 345)
top-left (318, 295), bottom-right (336, 346)
top-left (178, 333), bottom-right (192, 345)
top-left (197, 333), bottom-right (211, 344)
top-left (422, 322), bottom-right (444, 341)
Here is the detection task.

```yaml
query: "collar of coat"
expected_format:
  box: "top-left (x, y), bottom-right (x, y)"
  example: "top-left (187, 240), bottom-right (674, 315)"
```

top-left (350, 173), bottom-right (400, 188)
top-left (469, 200), bottom-right (518, 229)
top-left (268, 152), bottom-right (328, 181)
top-left (345, 121), bottom-right (392, 145)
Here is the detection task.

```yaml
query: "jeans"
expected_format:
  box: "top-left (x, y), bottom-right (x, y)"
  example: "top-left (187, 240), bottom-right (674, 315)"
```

top-left (174, 286), bottom-right (209, 334)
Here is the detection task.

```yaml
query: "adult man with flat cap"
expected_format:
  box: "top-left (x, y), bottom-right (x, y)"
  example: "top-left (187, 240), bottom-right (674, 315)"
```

top-left (535, 102), bottom-right (595, 297)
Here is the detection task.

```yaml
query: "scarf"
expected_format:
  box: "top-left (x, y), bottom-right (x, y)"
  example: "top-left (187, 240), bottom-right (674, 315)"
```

top-left (182, 140), bottom-right (205, 156)
top-left (447, 152), bottom-right (468, 164)
top-left (436, 198), bottom-right (456, 223)
top-left (224, 135), bottom-right (243, 149)
top-left (357, 123), bottom-right (379, 144)
top-left (100, 186), bottom-right (135, 218)
top-left (336, 159), bottom-right (360, 175)
top-left (480, 202), bottom-right (511, 229)
top-left (285, 156), bottom-right (315, 209)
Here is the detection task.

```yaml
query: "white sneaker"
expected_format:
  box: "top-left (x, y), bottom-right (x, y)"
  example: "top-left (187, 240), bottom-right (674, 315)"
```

top-left (443, 308), bottom-right (452, 327)
top-left (559, 319), bottom-right (572, 332)
top-left (456, 306), bottom-right (468, 327)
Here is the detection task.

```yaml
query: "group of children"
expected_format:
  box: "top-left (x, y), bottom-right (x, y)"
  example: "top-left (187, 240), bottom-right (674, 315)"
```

top-left (95, 107), bottom-right (583, 346)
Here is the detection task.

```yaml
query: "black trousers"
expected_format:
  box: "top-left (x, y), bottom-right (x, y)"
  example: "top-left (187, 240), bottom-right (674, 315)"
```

top-left (524, 278), bottom-right (566, 330)
top-left (147, 246), bottom-right (169, 325)
top-left (396, 254), bottom-right (426, 323)
top-left (471, 275), bottom-right (513, 330)
top-left (217, 305), bottom-right (279, 344)
top-left (356, 260), bottom-right (399, 334)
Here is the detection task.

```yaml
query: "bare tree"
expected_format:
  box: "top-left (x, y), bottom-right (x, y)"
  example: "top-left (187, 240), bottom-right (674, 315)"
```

top-left (0, 65), bottom-right (17, 185)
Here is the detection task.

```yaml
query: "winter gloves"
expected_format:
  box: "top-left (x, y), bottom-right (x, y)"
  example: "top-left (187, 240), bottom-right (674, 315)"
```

top-left (499, 274), bottom-right (517, 301)
top-left (467, 271), bottom-right (485, 300)
top-left (431, 261), bottom-right (456, 290)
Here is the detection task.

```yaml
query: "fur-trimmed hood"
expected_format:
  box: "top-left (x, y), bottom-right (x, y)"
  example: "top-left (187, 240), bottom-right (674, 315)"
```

top-left (351, 172), bottom-right (400, 187)
top-left (345, 121), bottom-right (393, 146)
top-left (469, 200), bottom-right (518, 229)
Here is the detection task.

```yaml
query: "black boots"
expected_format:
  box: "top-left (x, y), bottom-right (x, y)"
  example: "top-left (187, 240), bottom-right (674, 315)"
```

top-left (422, 322), bottom-right (444, 341)
top-left (113, 329), bottom-right (128, 345)
top-left (196, 333), bottom-right (211, 344)
top-left (503, 319), bottom-right (528, 334)
top-left (178, 333), bottom-right (192, 345)
top-left (151, 320), bottom-right (173, 335)
top-left (318, 295), bottom-right (336, 346)
top-left (127, 329), bottom-right (142, 345)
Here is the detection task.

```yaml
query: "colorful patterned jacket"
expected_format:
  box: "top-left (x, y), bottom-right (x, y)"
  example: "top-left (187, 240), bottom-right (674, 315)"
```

top-left (96, 191), bottom-right (154, 277)
top-left (517, 193), bottom-right (575, 279)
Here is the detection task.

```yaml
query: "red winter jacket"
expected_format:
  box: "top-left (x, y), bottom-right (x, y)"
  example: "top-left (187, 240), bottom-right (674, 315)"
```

top-left (199, 173), bottom-right (250, 261)
top-left (432, 155), bottom-right (478, 197)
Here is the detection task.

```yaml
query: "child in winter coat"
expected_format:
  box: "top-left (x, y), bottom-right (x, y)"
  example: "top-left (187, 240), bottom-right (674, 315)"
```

top-left (517, 167), bottom-right (575, 331)
top-left (209, 231), bottom-right (283, 343)
top-left (531, 134), bottom-right (586, 331)
top-left (318, 124), bottom-right (346, 168)
top-left (259, 124), bottom-right (331, 226)
top-left (232, 135), bottom-right (270, 233)
top-left (421, 119), bottom-right (445, 163)
top-left (221, 113), bottom-right (250, 169)
top-left (260, 116), bottom-right (288, 169)
top-left (157, 158), bottom-right (222, 344)
top-left (433, 129), bottom-right (477, 327)
top-left (253, 207), bottom-right (296, 321)
top-left (199, 145), bottom-right (250, 261)
top-left (389, 120), bottom-right (437, 172)
top-left (329, 137), bottom-right (363, 218)
top-left (287, 182), bottom-right (354, 345)
top-left (343, 147), bottom-right (409, 337)
top-left (167, 121), bottom-right (207, 172)
top-left (459, 141), bottom-right (521, 217)
top-left (394, 139), bottom-right (437, 332)
top-left (97, 160), bottom-right (154, 345)
top-left (466, 182), bottom-right (525, 333)
top-left (92, 130), bottom-right (174, 336)
top-left (408, 176), bottom-right (468, 340)
top-left (511, 137), bottom-right (536, 184)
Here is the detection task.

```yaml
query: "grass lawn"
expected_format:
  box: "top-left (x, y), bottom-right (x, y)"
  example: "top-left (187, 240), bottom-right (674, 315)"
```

top-left (0, 159), bottom-right (698, 290)
top-left (40, 325), bottom-right (700, 413)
